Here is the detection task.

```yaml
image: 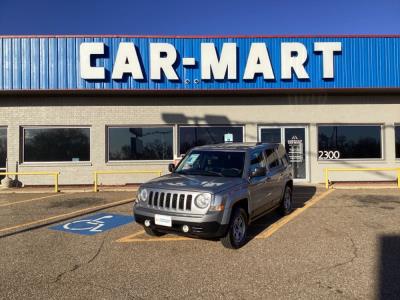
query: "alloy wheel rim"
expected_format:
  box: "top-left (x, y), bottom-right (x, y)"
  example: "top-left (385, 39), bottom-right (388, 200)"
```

top-left (232, 215), bottom-right (245, 243)
top-left (284, 189), bottom-right (292, 211)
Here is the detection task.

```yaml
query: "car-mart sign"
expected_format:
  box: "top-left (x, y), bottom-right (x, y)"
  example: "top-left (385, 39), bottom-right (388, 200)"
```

top-left (80, 41), bottom-right (342, 81)
top-left (1, 36), bottom-right (400, 90)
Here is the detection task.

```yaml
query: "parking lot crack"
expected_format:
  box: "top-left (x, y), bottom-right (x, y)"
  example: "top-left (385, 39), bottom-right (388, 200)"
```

top-left (86, 234), bottom-right (107, 265)
top-left (322, 235), bottom-right (358, 272)
top-left (294, 226), bottom-right (360, 280)
top-left (52, 233), bottom-right (108, 283)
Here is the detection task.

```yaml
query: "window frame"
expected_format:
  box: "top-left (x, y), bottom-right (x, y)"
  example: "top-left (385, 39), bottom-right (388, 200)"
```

top-left (178, 125), bottom-right (245, 156)
top-left (106, 125), bottom-right (175, 162)
top-left (21, 126), bottom-right (92, 164)
top-left (317, 124), bottom-right (384, 161)
top-left (395, 124), bottom-right (400, 160)
top-left (0, 126), bottom-right (7, 170)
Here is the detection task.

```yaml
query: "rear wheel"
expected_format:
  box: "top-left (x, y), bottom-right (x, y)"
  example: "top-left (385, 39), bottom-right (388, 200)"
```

top-left (279, 185), bottom-right (293, 216)
top-left (220, 207), bottom-right (248, 249)
top-left (144, 226), bottom-right (165, 237)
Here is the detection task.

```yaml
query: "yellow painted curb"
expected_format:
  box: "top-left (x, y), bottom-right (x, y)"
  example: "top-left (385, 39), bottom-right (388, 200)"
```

top-left (255, 189), bottom-right (335, 239)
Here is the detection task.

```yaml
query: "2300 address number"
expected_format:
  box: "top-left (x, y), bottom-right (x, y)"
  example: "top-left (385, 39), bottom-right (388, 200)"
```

top-left (318, 150), bottom-right (340, 160)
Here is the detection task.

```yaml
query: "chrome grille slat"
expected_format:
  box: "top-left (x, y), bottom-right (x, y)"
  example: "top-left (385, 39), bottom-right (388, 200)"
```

top-left (183, 194), bottom-right (187, 211)
top-left (159, 192), bottom-right (165, 208)
top-left (186, 195), bottom-right (192, 211)
top-left (166, 193), bottom-right (171, 209)
top-left (154, 192), bottom-right (159, 207)
top-left (179, 194), bottom-right (185, 210)
top-left (147, 189), bottom-right (199, 213)
top-left (172, 194), bottom-right (177, 209)
top-left (148, 191), bottom-right (153, 206)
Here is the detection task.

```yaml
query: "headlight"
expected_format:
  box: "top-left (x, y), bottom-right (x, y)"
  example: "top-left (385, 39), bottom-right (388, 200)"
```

top-left (138, 188), bottom-right (148, 202)
top-left (194, 193), bottom-right (212, 209)
top-left (209, 194), bottom-right (227, 211)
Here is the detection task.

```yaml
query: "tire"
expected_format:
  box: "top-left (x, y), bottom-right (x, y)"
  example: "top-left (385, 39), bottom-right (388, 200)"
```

top-left (220, 207), bottom-right (248, 249)
top-left (143, 226), bottom-right (165, 237)
top-left (279, 185), bottom-right (293, 216)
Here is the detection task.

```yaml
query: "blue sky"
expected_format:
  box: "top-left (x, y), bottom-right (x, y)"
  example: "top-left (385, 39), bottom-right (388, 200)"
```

top-left (0, 0), bottom-right (399, 35)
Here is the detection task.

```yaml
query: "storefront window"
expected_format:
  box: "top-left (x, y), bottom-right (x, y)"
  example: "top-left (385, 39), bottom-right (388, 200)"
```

top-left (23, 127), bottom-right (90, 162)
top-left (318, 125), bottom-right (382, 159)
top-left (260, 128), bottom-right (281, 144)
top-left (108, 127), bottom-right (173, 161)
top-left (396, 126), bottom-right (400, 159)
top-left (179, 126), bottom-right (244, 155)
top-left (0, 128), bottom-right (6, 168)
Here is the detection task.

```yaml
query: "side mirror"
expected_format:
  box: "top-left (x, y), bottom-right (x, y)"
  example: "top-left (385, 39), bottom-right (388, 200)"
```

top-left (250, 166), bottom-right (267, 178)
top-left (168, 163), bottom-right (175, 173)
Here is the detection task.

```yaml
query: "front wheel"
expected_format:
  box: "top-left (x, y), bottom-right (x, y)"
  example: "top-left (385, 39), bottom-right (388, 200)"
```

top-left (279, 185), bottom-right (293, 216)
top-left (220, 207), bottom-right (248, 249)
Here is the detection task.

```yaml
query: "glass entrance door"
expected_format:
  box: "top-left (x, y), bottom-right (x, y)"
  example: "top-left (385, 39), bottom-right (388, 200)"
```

top-left (259, 126), bottom-right (308, 180)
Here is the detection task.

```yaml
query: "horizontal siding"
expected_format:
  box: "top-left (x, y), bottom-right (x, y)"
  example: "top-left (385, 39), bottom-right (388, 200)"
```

top-left (0, 36), bottom-right (399, 90)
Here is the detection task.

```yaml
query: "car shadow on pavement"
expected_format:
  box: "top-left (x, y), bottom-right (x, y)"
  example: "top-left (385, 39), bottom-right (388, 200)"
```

top-left (246, 185), bottom-right (317, 242)
top-left (379, 235), bottom-right (400, 300)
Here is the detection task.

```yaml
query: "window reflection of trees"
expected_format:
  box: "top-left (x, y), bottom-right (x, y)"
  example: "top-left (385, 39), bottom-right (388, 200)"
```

top-left (0, 129), bottom-right (6, 168)
top-left (179, 127), bottom-right (243, 155)
top-left (395, 126), bottom-right (400, 158)
top-left (318, 126), bottom-right (381, 158)
top-left (109, 128), bottom-right (173, 160)
top-left (24, 128), bottom-right (90, 162)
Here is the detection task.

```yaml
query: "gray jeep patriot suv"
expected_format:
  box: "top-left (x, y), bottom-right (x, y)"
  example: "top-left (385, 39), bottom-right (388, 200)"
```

top-left (134, 143), bottom-right (293, 249)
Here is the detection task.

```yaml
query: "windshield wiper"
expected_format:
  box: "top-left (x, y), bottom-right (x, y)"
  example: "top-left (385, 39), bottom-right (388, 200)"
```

top-left (199, 170), bottom-right (224, 177)
top-left (175, 170), bottom-right (187, 175)
top-left (177, 169), bottom-right (223, 177)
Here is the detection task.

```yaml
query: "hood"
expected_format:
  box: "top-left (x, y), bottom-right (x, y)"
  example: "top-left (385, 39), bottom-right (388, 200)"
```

top-left (142, 173), bottom-right (246, 194)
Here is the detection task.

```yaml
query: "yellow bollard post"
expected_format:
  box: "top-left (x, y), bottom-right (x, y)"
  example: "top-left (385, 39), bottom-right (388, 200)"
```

top-left (397, 169), bottom-right (400, 189)
top-left (325, 168), bottom-right (329, 189)
top-left (54, 173), bottom-right (59, 193)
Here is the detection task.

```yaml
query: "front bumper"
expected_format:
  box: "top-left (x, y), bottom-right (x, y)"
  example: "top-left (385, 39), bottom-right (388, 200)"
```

top-left (134, 207), bottom-right (228, 238)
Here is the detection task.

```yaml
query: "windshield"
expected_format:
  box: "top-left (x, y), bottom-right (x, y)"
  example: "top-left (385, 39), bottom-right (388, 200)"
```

top-left (175, 150), bottom-right (245, 177)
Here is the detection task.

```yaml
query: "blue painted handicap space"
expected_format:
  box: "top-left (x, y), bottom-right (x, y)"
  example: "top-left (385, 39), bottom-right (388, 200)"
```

top-left (50, 213), bottom-right (135, 235)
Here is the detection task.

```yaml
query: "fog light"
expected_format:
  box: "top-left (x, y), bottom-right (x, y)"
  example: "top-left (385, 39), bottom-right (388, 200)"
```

top-left (182, 225), bottom-right (189, 233)
top-left (144, 219), bottom-right (151, 227)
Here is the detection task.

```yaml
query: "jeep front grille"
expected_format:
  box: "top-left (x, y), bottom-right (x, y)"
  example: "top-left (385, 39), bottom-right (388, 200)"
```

top-left (148, 191), bottom-right (193, 211)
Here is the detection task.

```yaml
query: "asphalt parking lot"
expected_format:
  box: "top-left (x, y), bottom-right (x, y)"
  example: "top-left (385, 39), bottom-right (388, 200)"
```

top-left (0, 186), bottom-right (399, 299)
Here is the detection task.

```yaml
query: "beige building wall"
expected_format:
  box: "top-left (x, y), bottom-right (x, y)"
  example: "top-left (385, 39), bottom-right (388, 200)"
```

top-left (0, 93), bottom-right (399, 186)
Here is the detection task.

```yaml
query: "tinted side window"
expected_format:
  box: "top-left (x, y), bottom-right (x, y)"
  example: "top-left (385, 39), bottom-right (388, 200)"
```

top-left (318, 125), bottom-right (382, 159)
top-left (396, 126), bottom-right (400, 159)
top-left (179, 126), bottom-right (244, 155)
top-left (276, 145), bottom-right (288, 166)
top-left (282, 153), bottom-right (290, 166)
top-left (23, 128), bottom-right (90, 162)
top-left (0, 128), bottom-right (6, 168)
top-left (108, 127), bottom-right (173, 161)
top-left (265, 148), bottom-right (280, 169)
top-left (249, 150), bottom-right (266, 173)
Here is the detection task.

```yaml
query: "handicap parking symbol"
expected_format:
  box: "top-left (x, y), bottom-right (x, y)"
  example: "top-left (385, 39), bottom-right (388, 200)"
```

top-left (50, 213), bottom-right (135, 235)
